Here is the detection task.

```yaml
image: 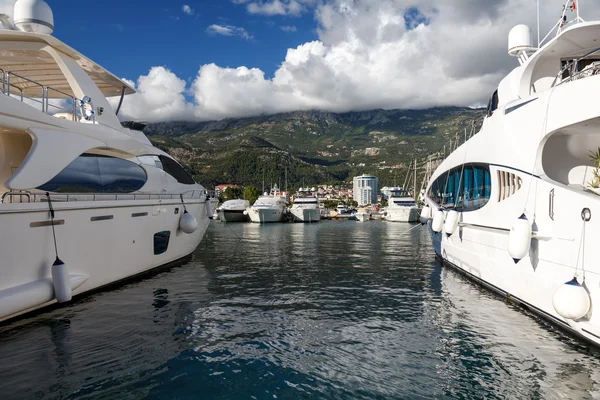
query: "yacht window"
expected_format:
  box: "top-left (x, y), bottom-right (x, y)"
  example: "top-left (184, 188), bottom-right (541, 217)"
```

top-left (428, 164), bottom-right (491, 211)
top-left (138, 155), bottom-right (163, 170)
top-left (393, 200), bottom-right (417, 206)
top-left (486, 90), bottom-right (499, 117)
top-left (159, 156), bottom-right (195, 185)
top-left (38, 154), bottom-right (147, 193)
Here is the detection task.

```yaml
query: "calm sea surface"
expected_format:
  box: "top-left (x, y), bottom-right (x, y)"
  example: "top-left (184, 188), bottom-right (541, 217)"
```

top-left (1, 221), bottom-right (600, 399)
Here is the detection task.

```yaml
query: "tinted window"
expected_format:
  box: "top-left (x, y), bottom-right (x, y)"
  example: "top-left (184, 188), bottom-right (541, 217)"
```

top-left (486, 90), bottom-right (499, 116)
top-left (159, 156), bottom-right (195, 184)
top-left (38, 154), bottom-right (147, 193)
top-left (428, 164), bottom-right (491, 211)
top-left (138, 155), bottom-right (163, 170)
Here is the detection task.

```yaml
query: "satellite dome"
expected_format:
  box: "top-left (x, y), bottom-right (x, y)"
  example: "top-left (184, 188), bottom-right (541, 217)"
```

top-left (13, 0), bottom-right (54, 35)
top-left (508, 24), bottom-right (535, 57)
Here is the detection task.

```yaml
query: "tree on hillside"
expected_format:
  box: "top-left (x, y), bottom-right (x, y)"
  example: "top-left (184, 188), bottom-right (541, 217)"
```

top-left (224, 187), bottom-right (243, 201)
top-left (244, 185), bottom-right (260, 205)
top-left (347, 199), bottom-right (358, 208)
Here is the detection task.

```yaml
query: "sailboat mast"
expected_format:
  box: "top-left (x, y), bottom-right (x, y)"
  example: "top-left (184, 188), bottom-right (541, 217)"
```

top-left (413, 159), bottom-right (417, 201)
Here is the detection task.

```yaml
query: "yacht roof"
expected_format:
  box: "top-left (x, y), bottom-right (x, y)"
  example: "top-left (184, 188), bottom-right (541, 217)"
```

top-left (0, 30), bottom-right (135, 97)
top-left (518, 21), bottom-right (600, 98)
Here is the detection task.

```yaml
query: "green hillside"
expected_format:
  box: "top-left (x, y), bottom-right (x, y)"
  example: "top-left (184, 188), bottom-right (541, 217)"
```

top-left (146, 107), bottom-right (484, 190)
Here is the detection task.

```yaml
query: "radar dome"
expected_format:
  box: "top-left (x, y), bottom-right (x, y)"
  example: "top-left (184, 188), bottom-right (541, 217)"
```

top-left (13, 0), bottom-right (54, 35)
top-left (508, 24), bottom-right (534, 57)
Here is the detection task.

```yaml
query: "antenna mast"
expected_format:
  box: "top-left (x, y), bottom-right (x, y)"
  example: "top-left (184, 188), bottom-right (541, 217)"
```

top-left (537, 0), bottom-right (540, 48)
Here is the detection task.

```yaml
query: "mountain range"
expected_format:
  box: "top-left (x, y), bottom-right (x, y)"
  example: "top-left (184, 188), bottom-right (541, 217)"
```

top-left (145, 107), bottom-right (484, 191)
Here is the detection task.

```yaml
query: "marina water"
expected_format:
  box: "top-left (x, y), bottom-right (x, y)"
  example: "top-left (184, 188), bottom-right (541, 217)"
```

top-left (1, 221), bottom-right (600, 399)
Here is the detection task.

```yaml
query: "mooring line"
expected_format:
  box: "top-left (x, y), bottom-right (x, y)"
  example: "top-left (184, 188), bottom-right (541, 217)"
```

top-left (397, 223), bottom-right (422, 236)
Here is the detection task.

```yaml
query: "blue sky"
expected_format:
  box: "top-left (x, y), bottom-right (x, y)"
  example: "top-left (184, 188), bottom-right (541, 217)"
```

top-left (52, 0), bottom-right (318, 83)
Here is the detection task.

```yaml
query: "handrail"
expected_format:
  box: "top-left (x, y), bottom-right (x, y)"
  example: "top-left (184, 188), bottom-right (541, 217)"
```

top-left (0, 66), bottom-right (94, 123)
top-left (1, 191), bottom-right (31, 203)
top-left (1, 189), bottom-right (209, 204)
top-left (0, 67), bottom-right (5, 94)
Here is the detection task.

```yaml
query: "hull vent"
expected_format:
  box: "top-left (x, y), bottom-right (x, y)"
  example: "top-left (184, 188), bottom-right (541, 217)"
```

top-left (497, 170), bottom-right (522, 201)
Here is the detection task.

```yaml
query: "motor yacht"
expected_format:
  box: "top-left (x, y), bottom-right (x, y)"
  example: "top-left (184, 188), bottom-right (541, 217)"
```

top-left (217, 199), bottom-right (250, 222)
top-left (355, 208), bottom-right (370, 222)
top-left (0, 0), bottom-right (216, 322)
top-left (246, 185), bottom-right (287, 223)
top-left (289, 196), bottom-right (320, 222)
top-left (421, 1), bottom-right (600, 346)
top-left (384, 189), bottom-right (421, 222)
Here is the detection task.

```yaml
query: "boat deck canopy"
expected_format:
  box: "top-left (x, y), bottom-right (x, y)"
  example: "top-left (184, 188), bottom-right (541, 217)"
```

top-left (0, 30), bottom-right (135, 98)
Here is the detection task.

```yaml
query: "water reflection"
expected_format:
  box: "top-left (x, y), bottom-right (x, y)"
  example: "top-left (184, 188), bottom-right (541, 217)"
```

top-left (0, 221), bottom-right (599, 399)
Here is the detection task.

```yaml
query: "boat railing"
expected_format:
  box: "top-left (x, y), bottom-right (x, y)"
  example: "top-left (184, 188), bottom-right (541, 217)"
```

top-left (1, 189), bottom-right (209, 204)
top-left (0, 67), bottom-right (93, 123)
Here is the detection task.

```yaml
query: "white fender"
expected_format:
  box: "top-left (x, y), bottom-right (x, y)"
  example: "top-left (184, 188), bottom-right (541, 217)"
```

top-left (508, 213), bottom-right (531, 262)
top-left (552, 278), bottom-right (591, 320)
top-left (420, 205), bottom-right (431, 225)
top-left (431, 208), bottom-right (444, 233)
top-left (51, 258), bottom-right (72, 303)
top-left (444, 210), bottom-right (460, 236)
top-left (179, 210), bottom-right (198, 234)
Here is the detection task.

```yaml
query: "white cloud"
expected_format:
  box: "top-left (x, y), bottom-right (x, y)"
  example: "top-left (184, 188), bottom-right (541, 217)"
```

top-left (243, 0), bottom-right (315, 16)
top-left (182, 4), bottom-right (195, 15)
top-left (280, 25), bottom-right (297, 32)
top-left (0, 0), bottom-right (16, 29)
top-left (109, 67), bottom-right (193, 122)
top-left (206, 24), bottom-right (253, 40)
top-left (118, 0), bottom-right (600, 122)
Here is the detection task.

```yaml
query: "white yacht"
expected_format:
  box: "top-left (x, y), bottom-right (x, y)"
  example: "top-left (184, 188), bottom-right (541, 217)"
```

top-left (0, 1), bottom-right (216, 322)
top-left (354, 208), bottom-right (370, 222)
top-left (336, 203), bottom-right (349, 215)
top-left (384, 189), bottom-right (420, 222)
top-left (246, 186), bottom-right (287, 223)
top-left (421, 2), bottom-right (600, 346)
top-left (217, 199), bottom-right (250, 222)
top-left (289, 196), bottom-right (320, 222)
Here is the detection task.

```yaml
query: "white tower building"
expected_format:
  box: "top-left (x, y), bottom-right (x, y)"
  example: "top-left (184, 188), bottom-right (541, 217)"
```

top-left (353, 174), bottom-right (378, 205)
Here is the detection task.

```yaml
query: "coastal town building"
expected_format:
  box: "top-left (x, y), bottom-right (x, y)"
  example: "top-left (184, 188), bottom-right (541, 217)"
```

top-left (353, 175), bottom-right (379, 205)
top-left (215, 184), bottom-right (241, 196)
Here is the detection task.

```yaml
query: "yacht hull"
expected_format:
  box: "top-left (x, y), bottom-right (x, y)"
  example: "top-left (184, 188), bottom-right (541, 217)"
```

top-left (384, 207), bottom-right (420, 222)
top-left (355, 213), bottom-right (370, 222)
top-left (219, 209), bottom-right (249, 222)
top-left (427, 174), bottom-right (600, 346)
top-left (247, 207), bottom-right (285, 223)
top-left (290, 208), bottom-right (320, 223)
top-left (0, 198), bottom-right (212, 323)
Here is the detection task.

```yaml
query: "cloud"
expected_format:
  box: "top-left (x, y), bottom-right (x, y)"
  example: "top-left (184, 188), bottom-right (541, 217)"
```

top-left (0, 0), bottom-right (16, 29)
top-left (109, 67), bottom-right (194, 122)
top-left (117, 0), bottom-right (600, 122)
top-left (182, 4), bottom-right (195, 15)
top-left (280, 25), bottom-right (297, 32)
top-left (206, 24), bottom-right (253, 40)
top-left (236, 0), bottom-right (315, 16)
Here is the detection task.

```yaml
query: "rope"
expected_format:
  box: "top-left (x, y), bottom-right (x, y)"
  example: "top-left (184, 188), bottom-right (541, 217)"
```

top-left (574, 218), bottom-right (588, 282)
top-left (179, 193), bottom-right (187, 212)
top-left (397, 223), bottom-right (422, 236)
top-left (45, 192), bottom-right (59, 260)
top-left (523, 85), bottom-right (557, 215)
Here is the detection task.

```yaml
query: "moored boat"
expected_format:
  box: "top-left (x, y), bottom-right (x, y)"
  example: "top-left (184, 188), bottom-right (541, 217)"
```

top-left (247, 186), bottom-right (287, 223)
top-left (0, 0), bottom-right (216, 322)
top-left (218, 199), bottom-right (250, 222)
top-left (422, 2), bottom-right (600, 347)
top-left (290, 196), bottom-right (320, 222)
top-left (384, 189), bottom-right (420, 222)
